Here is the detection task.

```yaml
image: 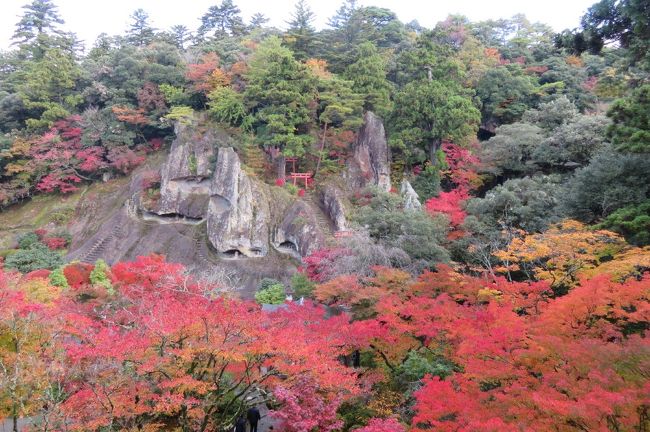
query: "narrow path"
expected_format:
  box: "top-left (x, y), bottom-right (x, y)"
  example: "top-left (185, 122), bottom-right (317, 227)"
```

top-left (302, 192), bottom-right (342, 249)
top-left (80, 224), bottom-right (122, 263)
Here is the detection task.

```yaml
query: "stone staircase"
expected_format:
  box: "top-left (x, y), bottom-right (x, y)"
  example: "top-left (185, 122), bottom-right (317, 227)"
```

top-left (193, 225), bottom-right (212, 267)
top-left (242, 144), bottom-right (268, 178)
top-left (80, 224), bottom-right (122, 264)
top-left (303, 193), bottom-right (337, 246)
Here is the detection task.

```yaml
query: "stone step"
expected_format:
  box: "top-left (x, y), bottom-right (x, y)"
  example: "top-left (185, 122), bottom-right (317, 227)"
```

top-left (302, 194), bottom-right (335, 236)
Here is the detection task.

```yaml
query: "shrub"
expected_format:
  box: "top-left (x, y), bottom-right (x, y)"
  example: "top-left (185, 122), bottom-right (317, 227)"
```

top-left (164, 105), bottom-right (194, 125)
top-left (4, 243), bottom-right (64, 273)
top-left (561, 145), bottom-right (650, 222)
top-left (255, 283), bottom-right (286, 305)
top-left (410, 164), bottom-right (441, 201)
top-left (355, 190), bottom-right (450, 266)
top-left (23, 269), bottom-right (51, 281)
top-left (63, 262), bottom-right (94, 289)
top-left (49, 206), bottom-right (75, 224)
top-left (43, 237), bottom-right (68, 250)
top-left (17, 232), bottom-right (40, 249)
top-left (90, 259), bottom-right (114, 295)
top-left (49, 267), bottom-right (70, 289)
top-left (595, 200), bottom-right (650, 245)
top-left (291, 272), bottom-right (315, 298)
top-left (258, 278), bottom-right (283, 291)
top-left (286, 183), bottom-right (299, 195)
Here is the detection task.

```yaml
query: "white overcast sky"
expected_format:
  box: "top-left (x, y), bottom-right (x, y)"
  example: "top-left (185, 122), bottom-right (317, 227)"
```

top-left (0, 0), bottom-right (596, 51)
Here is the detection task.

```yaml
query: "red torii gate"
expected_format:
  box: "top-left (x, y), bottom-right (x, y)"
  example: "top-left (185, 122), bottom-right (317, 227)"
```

top-left (289, 172), bottom-right (312, 189)
top-left (285, 157), bottom-right (298, 173)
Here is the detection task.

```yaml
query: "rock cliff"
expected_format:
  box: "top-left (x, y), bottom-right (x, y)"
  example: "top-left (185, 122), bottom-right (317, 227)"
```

top-left (207, 147), bottom-right (270, 258)
top-left (401, 179), bottom-right (422, 210)
top-left (347, 111), bottom-right (391, 192)
top-left (273, 200), bottom-right (326, 259)
top-left (63, 122), bottom-right (347, 297)
top-left (320, 185), bottom-right (347, 231)
top-left (157, 122), bottom-right (215, 219)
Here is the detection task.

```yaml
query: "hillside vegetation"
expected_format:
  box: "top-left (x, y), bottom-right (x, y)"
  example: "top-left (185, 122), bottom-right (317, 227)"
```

top-left (1, 0), bottom-right (649, 431)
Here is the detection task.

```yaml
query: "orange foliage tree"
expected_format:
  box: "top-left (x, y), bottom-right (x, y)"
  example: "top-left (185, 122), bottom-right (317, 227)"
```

top-left (494, 220), bottom-right (650, 289)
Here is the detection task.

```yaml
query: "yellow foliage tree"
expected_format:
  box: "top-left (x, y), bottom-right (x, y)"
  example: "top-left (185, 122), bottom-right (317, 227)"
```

top-left (493, 220), bottom-right (650, 288)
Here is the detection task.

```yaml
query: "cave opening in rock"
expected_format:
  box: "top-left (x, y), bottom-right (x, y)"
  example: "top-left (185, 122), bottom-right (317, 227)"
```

top-left (141, 210), bottom-right (205, 225)
top-left (278, 241), bottom-right (298, 251)
top-left (158, 212), bottom-right (204, 222)
top-left (222, 249), bottom-right (245, 259)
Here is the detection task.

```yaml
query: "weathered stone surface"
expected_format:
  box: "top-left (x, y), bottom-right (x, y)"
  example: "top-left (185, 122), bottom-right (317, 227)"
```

top-left (207, 147), bottom-right (270, 258)
top-left (320, 185), bottom-right (347, 231)
top-left (401, 179), bottom-right (422, 210)
top-left (158, 122), bottom-right (216, 218)
top-left (347, 111), bottom-right (391, 192)
top-left (273, 201), bottom-right (325, 258)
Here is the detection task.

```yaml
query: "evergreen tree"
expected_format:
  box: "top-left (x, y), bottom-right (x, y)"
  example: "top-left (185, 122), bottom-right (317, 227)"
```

top-left (197, 0), bottom-right (245, 39)
top-left (249, 13), bottom-right (270, 29)
top-left (313, 70), bottom-right (363, 175)
top-left (391, 79), bottom-right (480, 163)
top-left (476, 65), bottom-right (538, 126)
top-left (285, 0), bottom-right (317, 60)
top-left (343, 41), bottom-right (392, 116)
top-left (11, 0), bottom-right (68, 60)
top-left (17, 46), bottom-right (81, 129)
top-left (390, 31), bottom-right (478, 162)
top-left (12, 0), bottom-right (64, 46)
top-left (170, 25), bottom-right (192, 49)
top-left (244, 36), bottom-right (316, 157)
top-left (324, 1), bottom-right (406, 72)
top-left (127, 9), bottom-right (155, 47)
top-left (327, 0), bottom-right (358, 30)
top-left (607, 84), bottom-right (650, 153)
top-left (325, 0), bottom-right (361, 69)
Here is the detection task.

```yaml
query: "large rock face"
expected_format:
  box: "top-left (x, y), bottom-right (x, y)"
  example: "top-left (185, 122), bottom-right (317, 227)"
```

top-left (273, 201), bottom-right (325, 259)
top-left (320, 185), bottom-right (347, 231)
top-left (157, 122), bottom-right (216, 219)
top-left (401, 179), bottom-right (422, 210)
top-left (347, 111), bottom-right (391, 192)
top-left (207, 147), bottom-right (270, 258)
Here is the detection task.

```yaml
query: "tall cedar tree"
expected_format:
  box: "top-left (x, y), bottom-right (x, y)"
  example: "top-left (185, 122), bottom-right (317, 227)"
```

top-left (343, 41), bottom-right (392, 116)
top-left (12, 0), bottom-right (64, 44)
top-left (244, 36), bottom-right (316, 157)
top-left (127, 9), bottom-right (155, 47)
top-left (285, 0), bottom-right (318, 60)
top-left (198, 0), bottom-right (245, 39)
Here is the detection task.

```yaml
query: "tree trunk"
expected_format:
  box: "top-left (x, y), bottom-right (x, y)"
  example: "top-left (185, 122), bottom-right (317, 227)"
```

top-left (428, 138), bottom-right (442, 164)
top-left (274, 154), bottom-right (286, 179)
top-left (314, 122), bottom-right (328, 179)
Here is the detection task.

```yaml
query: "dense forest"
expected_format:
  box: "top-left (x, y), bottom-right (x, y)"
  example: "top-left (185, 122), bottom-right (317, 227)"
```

top-left (1, 0), bottom-right (649, 430)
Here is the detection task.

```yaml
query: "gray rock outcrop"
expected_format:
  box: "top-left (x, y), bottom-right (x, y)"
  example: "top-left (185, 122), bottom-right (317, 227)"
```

top-left (401, 179), bottom-right (422, 210)
top-left (273, 201), bottom-right (325, 259)
top-left (347, 111), bottom-right (391, 192)
top-left (157, 122), bottom-right (215, 218)
top-left (207, 147), bottom-right (270, 258)
top-left (320, 185), bottom-right (347, 231)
